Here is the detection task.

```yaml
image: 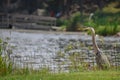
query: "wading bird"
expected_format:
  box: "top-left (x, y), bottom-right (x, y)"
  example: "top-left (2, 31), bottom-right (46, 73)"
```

top-left (84, 27), bottom-right (110, 69)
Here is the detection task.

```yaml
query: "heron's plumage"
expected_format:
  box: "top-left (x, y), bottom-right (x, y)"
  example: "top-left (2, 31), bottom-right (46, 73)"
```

top-left (85, 27), bottom-right (110, 69)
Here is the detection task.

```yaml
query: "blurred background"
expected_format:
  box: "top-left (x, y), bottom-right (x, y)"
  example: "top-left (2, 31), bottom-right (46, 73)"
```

top-left (0, 0), bottom-right (120, 35)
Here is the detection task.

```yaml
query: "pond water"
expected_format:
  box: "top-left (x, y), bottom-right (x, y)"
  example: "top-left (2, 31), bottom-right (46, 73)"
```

top-left (0, 29), bottom-right (120, 72)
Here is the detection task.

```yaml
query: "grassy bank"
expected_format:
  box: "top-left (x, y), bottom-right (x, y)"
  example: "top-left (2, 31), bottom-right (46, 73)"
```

top-left (0, 71), bottom-right (120, 80)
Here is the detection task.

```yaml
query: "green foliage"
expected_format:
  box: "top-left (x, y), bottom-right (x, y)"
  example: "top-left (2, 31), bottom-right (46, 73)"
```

top-left (38, 68), bottom-right (50, 75)
top-left (83, 12), bottom-right (120, 36)
top-left (14, 67), bottom-right (31, 75)
top-left (94, 12), bottom-right (120, 26)
top-left (57, 43), bottom-right (92, 72)
top-left (0, 39), bottom-right (13, 76)
top-left (56, 19), bottom-right (69, 26)
top-left (57, 10), bottom-right (120, 36)
top-left (11, 66), bottom-right (50, 76)
top-left (66, 12), bottom-right (81, 31)
top-left (103, 1), bottom-right (120, 13)
top-left (95, 25), bottom-right (119, 36)
top-left (68, 52), bottom-right (86, 72)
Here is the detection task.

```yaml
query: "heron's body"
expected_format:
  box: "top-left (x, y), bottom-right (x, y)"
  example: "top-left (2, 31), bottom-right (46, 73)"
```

top-left (85, 27), bottom-right (110, 69)
top-left (95, 51), bottom-right (110, 69)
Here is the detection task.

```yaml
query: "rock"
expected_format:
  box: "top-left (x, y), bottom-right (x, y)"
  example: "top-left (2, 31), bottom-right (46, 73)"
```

top-left (115, 32), bottom-right (120, 37)
top-left (51, 26), bottom-right (62, 31)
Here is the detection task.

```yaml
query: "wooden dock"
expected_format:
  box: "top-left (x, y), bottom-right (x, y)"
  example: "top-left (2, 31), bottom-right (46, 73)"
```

top-left (0, 13), bottom-right (56, 30)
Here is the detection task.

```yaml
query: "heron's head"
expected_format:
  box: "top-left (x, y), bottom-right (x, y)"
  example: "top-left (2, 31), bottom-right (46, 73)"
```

top-left (80, 27), bottom-right (93, 31)
top-left (80, 27), bottom-right (95, 34)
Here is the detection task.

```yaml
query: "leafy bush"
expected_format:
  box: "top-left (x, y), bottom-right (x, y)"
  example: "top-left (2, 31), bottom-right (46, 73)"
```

top-left (66, 12), bottom-right (81, 31)
top-left (83, 12), bottom-right (120, 36)
top-left (57, 11), bottom-right (120, 36)
top-left (56, 19), bottom-right (68, 26)
top-left (96, 25), bottom-right (119, 36)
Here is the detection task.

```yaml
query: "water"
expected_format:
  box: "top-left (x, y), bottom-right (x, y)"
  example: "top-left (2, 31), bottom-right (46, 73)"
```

top-left (0, 29), bottom-right (120, 72)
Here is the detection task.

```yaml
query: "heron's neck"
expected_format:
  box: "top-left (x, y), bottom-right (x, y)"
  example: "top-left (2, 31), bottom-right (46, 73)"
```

top-left (91, 29), bottom-right (100, 53)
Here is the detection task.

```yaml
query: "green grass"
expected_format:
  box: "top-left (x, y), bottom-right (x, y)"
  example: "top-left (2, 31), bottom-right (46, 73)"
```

top-left (0, 71), bottom-right (120, 80)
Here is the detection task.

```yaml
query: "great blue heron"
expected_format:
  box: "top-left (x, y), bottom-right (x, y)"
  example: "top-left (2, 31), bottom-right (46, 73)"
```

top-left (84, 27), bottom-right (110, 69)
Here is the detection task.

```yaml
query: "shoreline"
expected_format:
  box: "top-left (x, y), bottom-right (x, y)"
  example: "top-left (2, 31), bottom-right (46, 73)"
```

top-left (0, 29), bottom-right (87, 35)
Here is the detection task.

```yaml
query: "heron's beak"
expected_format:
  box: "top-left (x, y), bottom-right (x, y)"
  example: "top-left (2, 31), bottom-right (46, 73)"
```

top-left (81, 27), bottom-right (90, 31)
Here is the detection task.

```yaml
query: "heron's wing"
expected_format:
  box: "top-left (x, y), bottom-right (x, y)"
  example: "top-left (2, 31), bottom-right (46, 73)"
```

top-left (100, 52), bottom-right (110, 66)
